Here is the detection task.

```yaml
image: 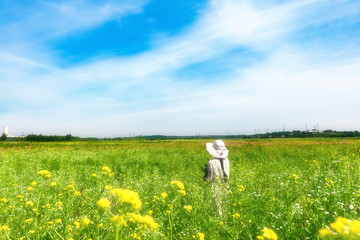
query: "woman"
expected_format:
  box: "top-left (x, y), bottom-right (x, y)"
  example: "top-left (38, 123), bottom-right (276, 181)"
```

top-left (203, 139), bottom-right (230, 216)
top-left (203, 139), bottom-right (229, 182)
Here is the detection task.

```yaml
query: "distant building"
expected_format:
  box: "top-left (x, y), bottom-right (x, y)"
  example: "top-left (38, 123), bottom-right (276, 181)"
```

top-left (3, 126), bottom-right (8, 136)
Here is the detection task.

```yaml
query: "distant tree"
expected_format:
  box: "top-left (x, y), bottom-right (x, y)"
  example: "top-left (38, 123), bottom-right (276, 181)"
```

top-left (65, 134), bottom-right (72, 141)
top-left (1, 133), bottom-right (7, 141)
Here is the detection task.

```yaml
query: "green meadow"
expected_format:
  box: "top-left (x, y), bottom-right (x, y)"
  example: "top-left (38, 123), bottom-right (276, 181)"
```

top-left (0, 138), bottom-right (360, 240)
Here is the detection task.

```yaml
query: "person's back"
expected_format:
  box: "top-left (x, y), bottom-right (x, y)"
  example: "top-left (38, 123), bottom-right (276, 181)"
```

top-left (203, 140), bottom-right (229, 182)
top-left (203, 139), bottom-right (230, 217)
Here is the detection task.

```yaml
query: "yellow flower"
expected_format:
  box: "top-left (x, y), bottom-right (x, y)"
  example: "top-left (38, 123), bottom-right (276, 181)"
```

top-left (178, 190), bottom-right (186, 195)
top-left (97, 198), bottom-right (111, 210)
top-left (148, 210), bottom-right (154, 215)
top-left (25, 218), bottom-right (33, 224)
top-left (31, 181), bottom-right (37, 187)
top-left (318, 228), bottom-right (335, 238)
top-left (184, 205), bottom-right (193, 213)
top-left (258, 228), bottom-right (278, 240)
top-left (74, 221), bottom-right (80, 229)
top-left (110, 215), bottom-right (127, 227)
top-left (238, 185), bottom-right (245, 192)
top-left (349, 219), bottom-right (360, 235)
top-left (171, 181), bottom-right (185, 190)
top-left (102, 166), bottom-right (111, 174)
top-left (0, 225), bottom-right (10, 232)
top-left (37, 170), bottom-right (51, 178)
top-left (1, 198), bottom-right (8, 203)
top-left (51, 182), bottom-right (57, 186)
top-left (111, 189), bottom-right (142, 210)
top-left (97, 223), bottom-right (103, 229)
top-left (74, 191), bottom-right (81, 196)
top-left (64, 185), bottom-right (75, 191)
top-left (105, 185), bottom-right (112, 190)
top-left (92, 173), bottom-right (97, 177)
top-left (330, 217), bottom-right (351, 234)
top-left (55, 201), bottom-right (63, 209)
top-left (127, 213), bottom-right (159, 230)
top-left (82, 217), bottom-right (90, 226)
top-left (26, 201), bottom-right (34, 207)
top-left (29, 230), bottom-right (35, 234)
top-left (161, 192), bottom-right (168, 199)
top-left (197, 232), bottom-right (205, 240)
top-left (27, 187), bottom-right (34, 191)
top-left (55, 219), bottom-right (62, 224)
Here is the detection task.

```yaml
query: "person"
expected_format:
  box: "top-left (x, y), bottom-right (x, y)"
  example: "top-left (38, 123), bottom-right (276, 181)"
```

top-left (203, 139), bottom-right (229, 182)
top-left (203, 139), bottom-right (230, 216)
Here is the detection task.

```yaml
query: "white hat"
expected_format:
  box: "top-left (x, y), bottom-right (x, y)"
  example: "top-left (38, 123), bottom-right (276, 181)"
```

top-left (206, 140), bottom-right (229, 158)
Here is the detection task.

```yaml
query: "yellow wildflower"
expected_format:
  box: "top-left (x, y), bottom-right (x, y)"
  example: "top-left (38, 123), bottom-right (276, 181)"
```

top-left (0, 225), bottom-right (10, 231)
top-left (127, 213), bottom-right (159, 230)
top-left (330, 217), bottom-right (351, 234)
top-left (31, 181), bottom-right (37, 187)
top-left (51, 182), bottom-right (57, 186)
top-left (97, 198), bottom-right (111, 210)
top-left (178, 190), bottom-right (186, 195)
top-left (97, 223), bottom-right (103, 229)
top-left (110, 215), bottom-right (127, 227)
top-left (171, 180), bottom-right (185, 190)
top-left (26, 201), bottom-right (34, 207)
top-left (105, 185), bottom-right (112, 190)
top-left (27, 187), bottom-right (34, 191)
top-left (111, 189), bottom-right (142, 210)
top-left (318, 228), bottom-right (335, 238)
top-left (37, 170), bottom-right (51, 178)
top-left (29, 230), bottom-right (35, 234)
top-left (55, 201), bottom-right (63, 209)
top-left (161, 192), bottom-right (168, 199)
top-left (92, 173), bottom-right (97, 177)
top-left (74, 221), bottom-right (80, 228)
top-left (82, 217), bottom-right (90, 226)
top-left (184, 205), bottom-right (193, 213)
top-left (197, 232), bottom-right (205, 240)
top-left (102, 166), bottom-right (111, 174)
top-left (238, 185), bottom-right (245, 192)
top-left (257, 228), bottom-right (278, 240)
top-left (25, 218), bottom-right (33, 224)
top-left (55, 219), bottom-right (62, 224)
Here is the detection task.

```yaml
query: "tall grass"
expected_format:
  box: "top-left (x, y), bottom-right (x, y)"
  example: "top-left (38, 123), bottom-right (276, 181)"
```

top-left (0, 138), bottom-right (359, 239)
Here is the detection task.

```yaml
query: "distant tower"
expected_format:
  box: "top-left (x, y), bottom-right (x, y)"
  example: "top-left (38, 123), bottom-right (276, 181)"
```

top-left (3, 126), bottom-right (8, 136)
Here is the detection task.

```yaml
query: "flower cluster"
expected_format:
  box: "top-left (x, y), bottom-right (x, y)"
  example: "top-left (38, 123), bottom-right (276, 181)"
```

top-left (171, 180), bottom-right (186, 195)
top-left (257, 228), bottom-right (278, 240)
top-left (111, 188), bottom-right (142, 210)
top-left (319, 217), bottom-right (360, 239)
top-left (37, 170), bottom-right (51, 178)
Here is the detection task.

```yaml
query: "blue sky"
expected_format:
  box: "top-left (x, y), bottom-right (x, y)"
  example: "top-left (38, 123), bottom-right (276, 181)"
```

top-left (1, 0), bottom-right (360, 137)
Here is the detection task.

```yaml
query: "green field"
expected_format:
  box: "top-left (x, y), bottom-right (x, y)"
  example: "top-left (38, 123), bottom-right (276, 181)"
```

top-left (1, 138), bottom-right (360, 240)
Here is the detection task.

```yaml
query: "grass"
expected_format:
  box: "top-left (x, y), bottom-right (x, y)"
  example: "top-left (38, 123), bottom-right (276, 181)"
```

top-left (0, 138), bottom-right (360, 239)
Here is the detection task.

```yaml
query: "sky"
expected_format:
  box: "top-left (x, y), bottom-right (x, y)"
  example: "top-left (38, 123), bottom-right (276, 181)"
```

top-left (1, 0), bottom-right (360, 137)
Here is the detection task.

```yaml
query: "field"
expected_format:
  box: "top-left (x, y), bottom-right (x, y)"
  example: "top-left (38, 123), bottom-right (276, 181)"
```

top-left (1, 138), bottom-right (360, 240)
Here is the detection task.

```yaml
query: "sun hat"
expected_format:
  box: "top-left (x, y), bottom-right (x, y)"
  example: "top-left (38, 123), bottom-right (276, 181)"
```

top-left (206, 139), bottom-right (229, 158)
